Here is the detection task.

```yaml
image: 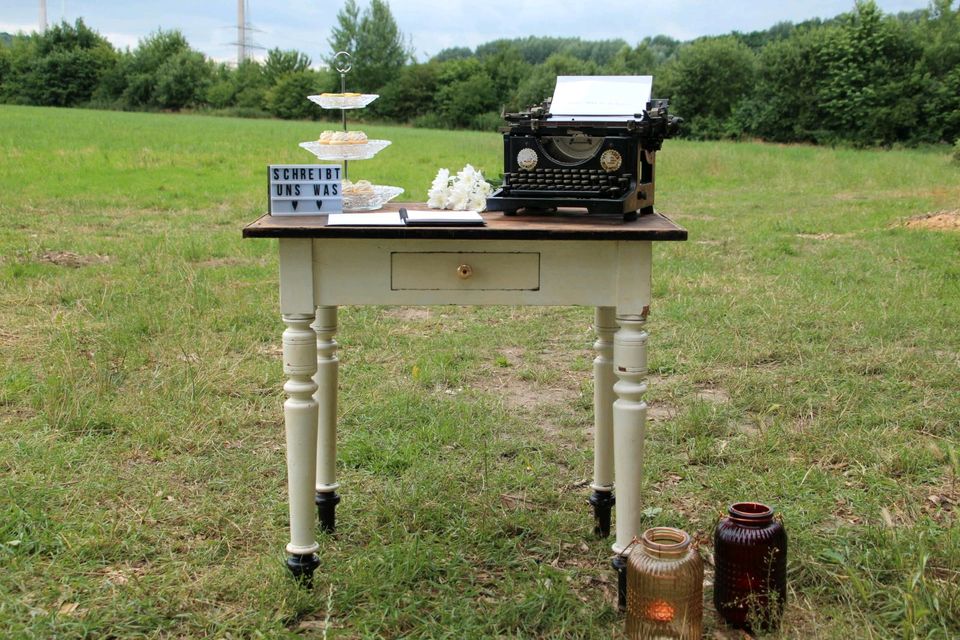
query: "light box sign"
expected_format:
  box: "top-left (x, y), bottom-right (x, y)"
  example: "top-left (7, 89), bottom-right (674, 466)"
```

top-left (268, 164), bottom-right (342, 216)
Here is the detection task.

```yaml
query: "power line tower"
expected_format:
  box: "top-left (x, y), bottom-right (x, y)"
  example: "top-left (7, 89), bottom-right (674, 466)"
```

top-left (231, 0), bottom-right (264, 66)
top-left (237, 0), bottom-right (247, 64)
top-left (39, 0), bottom-right (47, 32)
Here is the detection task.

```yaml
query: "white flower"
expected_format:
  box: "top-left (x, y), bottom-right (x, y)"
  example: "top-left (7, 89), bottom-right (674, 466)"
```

top-left (427, 164), bottom-right (493, 211)
top-left (430, 168), bottom-right (450, 191)
top-left (457, 164), bottom-right (478, 183)
top-left (426, 189), bottom-right (448, 209)
top-left (467, 192), bottom-right (488, 211)
top-left (446, 180), bottom-right (471, 210)
top-left (427, 168), bottom-right (451, 208)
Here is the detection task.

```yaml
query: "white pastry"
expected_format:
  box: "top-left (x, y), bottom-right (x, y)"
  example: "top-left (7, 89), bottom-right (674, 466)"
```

top-left (318, 130), bottom-right (367, 145)
top-left (342, 179), bottom-right (374, 195)
top-left (346, 131), bottom-right (368, 144)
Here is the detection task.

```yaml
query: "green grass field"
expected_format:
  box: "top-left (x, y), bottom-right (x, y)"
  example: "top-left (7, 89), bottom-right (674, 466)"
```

top-left (1, 104), bottom-right (958, 639)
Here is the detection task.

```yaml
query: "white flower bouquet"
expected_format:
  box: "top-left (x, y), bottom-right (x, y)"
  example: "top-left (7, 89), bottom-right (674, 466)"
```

top-left (426, 164), bottom-right (493, 211)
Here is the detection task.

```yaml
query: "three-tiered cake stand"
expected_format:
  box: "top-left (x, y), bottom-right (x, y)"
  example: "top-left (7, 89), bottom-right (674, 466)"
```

top-left (298, 51), bottom-right (403, 211)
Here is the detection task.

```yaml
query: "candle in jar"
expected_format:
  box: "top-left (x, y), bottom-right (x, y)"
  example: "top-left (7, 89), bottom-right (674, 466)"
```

top-left (625, 527), bottom-right (703, 639)
top-left (644, 598), bottom-right (675, 623)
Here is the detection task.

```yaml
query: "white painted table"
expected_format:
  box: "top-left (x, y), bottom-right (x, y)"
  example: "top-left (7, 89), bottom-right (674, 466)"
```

top-left (243, 205), bottom-right (687, 598)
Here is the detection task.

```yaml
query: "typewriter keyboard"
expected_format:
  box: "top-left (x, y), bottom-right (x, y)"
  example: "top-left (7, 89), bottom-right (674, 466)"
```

top-left (502, 168), bottom-right (632, 198)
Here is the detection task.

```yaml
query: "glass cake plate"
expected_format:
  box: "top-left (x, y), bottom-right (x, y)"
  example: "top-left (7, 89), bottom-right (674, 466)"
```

top-left (307, 93), bottom-right (379, 110)
top-left (343, 184), bottom-right (404, 211)
top-left (299, 139), bottom-right (392, 161)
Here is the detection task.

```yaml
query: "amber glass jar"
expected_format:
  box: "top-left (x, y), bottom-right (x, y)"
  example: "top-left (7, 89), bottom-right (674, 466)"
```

top-left (626, 527), bottom-right (703, 640)
top-left (713, 502), bottom-right (787, 631)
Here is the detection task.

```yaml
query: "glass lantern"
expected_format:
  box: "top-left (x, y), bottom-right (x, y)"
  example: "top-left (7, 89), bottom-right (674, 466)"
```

top-left (713, 502), bottom-right (787, 631)
top-left (626, 527), bottom-right (703, 640)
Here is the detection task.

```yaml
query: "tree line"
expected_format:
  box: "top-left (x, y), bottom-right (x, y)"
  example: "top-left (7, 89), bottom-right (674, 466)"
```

top-left (1, 0), bottom-right (958, 147)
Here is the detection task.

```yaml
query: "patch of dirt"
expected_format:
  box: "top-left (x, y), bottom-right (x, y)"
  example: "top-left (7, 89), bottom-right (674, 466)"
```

top-left (504, 379), bottom-right (571, 412)
top-left (694, 384), bottom-right (763, 436)
top-left (194, 257), bottom-right (252, 267)
top-left (295, 617), bottom-right (336, 633)
top-left (696, 386), bottom-right (730, 404)
top-left (0, 405), bottom-right (36, 423)
top-left (672, 213), bottom-right (717, 221)
top-left (382, 307), bottom-right (433, 321)
top-left (120, 449), bottom-right (157, 470)
top-left (734, 419), bottom-right (762, 437)
top-left (652, 472), bottom-right (684, 493)
top-left (96, 564), bottom-right (148, 587)
top-left (710, 629), bottom-right (754, 639)
top-left (499, 493), bottom-right (535, 510)
top-left (647, 403), bottom-right (676, 423)
top-left (39, 251), bottom-right (110, 268)
top-left (255, 343), bottom-right (284, 357)
top-left (473, 345), bottom-right (584, 441)
top-left (795, 232), bottom-right (854, 240)
top-left (497, 346), bottom-right (526, 363)
top-left (833, 192), bottom-right (869, 201)
top-left (903, 210), bottom-right (960, 231)
top-left (479, 373), bottom-right (574, 439)
top-left (919, 481), bottom-right (959, 524)
top-left (830, 496), bottom-right (864, 528)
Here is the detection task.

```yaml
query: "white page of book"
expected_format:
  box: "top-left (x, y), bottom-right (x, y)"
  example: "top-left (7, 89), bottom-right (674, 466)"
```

top-left (404, 210), bottom-right (483, 224)
top-left (326, 212), bottom-right (404, 226)
top-left (550, 76), bottom-right (653, 119)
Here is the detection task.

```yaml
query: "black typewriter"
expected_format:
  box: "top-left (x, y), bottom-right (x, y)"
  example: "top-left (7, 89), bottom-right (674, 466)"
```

top-left (486, 78), bottom-right (680, 221)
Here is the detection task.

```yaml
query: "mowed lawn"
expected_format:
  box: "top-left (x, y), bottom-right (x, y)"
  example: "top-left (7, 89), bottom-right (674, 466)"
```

top-left (0, 105), bottom-right (958, 639)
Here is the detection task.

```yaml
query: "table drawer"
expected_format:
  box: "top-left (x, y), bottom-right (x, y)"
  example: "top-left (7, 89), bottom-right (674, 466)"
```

top-left (391, 251), bottom-right (540, 291)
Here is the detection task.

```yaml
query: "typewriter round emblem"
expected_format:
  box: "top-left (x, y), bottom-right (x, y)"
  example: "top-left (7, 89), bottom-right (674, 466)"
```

top-left (600, 149), bottom-right (622, 173)
top-left (517, 148), bottom-right (538, 171)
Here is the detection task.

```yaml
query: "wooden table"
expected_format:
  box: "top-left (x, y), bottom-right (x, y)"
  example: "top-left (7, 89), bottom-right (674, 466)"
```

top-left (243, 205), bottom-right (686, 599)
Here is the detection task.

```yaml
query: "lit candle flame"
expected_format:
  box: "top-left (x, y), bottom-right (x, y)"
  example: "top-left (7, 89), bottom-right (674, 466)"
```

top-left (645, 598), bottom-right (675, 623)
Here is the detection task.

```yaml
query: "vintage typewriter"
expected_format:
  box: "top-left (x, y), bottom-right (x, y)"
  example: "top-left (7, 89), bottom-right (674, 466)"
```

top-left (486, 76), bottom-right (681, 221)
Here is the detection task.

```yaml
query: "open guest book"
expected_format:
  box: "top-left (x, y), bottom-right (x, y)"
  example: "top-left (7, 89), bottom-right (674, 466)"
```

top-left (326, 208), bottom-right (485, 227)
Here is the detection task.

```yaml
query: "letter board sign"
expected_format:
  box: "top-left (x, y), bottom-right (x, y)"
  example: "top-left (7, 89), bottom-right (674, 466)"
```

top-left (268, 164), bottom-right (343, 216)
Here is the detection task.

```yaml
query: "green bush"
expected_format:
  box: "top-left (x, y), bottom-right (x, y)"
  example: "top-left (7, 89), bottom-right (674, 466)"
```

top-left (153, 50), bottom-right (212, 110)
top-left (411, 112), bottom-right (447, 129)
top-left (264, 71), bottom-right (322, 119)
top-left (368, 62), bottom-right (440, 122)
top-left (471, 111), bottom-right (504, 131)
top-left (436, 67), bottom-right (498, 129)
top-left (203, 106), bottom-right (272, 119)
top-left (0, 20), bottom-right (117, 107)
top-left (658, 36), bottom-right (756, 140)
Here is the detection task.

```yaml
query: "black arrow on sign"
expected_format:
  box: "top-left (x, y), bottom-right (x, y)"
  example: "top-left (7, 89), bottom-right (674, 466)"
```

top-left (291, 201), bottom-right (299, 211)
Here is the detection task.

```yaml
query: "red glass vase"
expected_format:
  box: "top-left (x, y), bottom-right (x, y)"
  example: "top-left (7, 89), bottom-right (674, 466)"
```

top-left (713, 502), bottom-right (787, 631)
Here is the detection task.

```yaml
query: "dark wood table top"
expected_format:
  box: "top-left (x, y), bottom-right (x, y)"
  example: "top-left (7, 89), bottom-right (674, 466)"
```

top-left (243, 203), bottom-right (687, 242)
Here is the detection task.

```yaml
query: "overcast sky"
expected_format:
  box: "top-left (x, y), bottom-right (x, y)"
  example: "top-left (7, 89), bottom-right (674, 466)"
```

top-left (1, 0), bottom-right (932, 65)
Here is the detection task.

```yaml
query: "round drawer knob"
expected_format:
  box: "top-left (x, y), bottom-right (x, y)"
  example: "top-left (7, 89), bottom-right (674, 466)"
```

top-left (456, 264), bottom-right (473, 279)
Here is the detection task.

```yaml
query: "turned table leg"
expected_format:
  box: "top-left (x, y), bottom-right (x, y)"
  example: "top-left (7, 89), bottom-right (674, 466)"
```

top-left (611, 312), bottom-right (649, 611)
top-left (589, 306), bottom-right (617, 538)
top-left (313, 306), bottom-right (340, 533)
top-left (282, 313), bottom-right (321, 583)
